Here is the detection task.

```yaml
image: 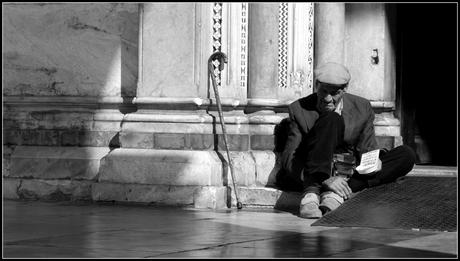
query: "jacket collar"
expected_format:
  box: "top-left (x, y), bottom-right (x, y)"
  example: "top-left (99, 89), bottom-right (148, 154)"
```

top-left (341, 93), bottom-right (352, 117)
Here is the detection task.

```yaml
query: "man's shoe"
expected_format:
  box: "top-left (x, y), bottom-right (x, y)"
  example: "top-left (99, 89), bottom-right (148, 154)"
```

top-left (299, 193), bottom-right (322, 219)
top-left (319, 191), bottom-right (344, 215)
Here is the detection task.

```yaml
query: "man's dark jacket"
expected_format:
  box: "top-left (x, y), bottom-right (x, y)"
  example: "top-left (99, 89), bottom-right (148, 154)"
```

top-left (281, 92), bottom-right (378, 177)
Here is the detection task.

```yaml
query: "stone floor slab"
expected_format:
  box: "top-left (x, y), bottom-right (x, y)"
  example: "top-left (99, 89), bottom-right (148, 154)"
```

top-left (3, 200), bottom-right (457, 258)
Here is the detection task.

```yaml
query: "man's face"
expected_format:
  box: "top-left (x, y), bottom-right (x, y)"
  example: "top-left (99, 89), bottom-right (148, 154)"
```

top-left (316, 81), bottom-right (346, 112)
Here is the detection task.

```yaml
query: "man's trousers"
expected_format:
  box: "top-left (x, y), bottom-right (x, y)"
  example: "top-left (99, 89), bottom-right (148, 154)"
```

top-left (278, 111), bottom-right (416, 194)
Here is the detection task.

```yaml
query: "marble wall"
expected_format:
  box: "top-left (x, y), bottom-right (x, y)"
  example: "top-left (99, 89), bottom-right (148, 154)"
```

top-left (139, 3), bottom-right (198, 98)
top-left (248, 3), bottom-right (279, 100)
top-left (3, 3), bottom-right (403, 207)
top-left (3, 3), bottom-right (139, 97)
top-left (345, 3), bottom-right (394, 101)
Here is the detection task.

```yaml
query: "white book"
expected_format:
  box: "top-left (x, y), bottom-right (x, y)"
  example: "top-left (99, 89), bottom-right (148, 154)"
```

top-left (356, 149), bottom-right (381, 175)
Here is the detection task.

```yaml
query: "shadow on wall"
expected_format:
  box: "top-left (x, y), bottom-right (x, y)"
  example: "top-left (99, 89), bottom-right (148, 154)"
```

top-left (119, 4), bottom-right (139, 115)
top-left (3, 3), bottom-right (140, 150)
top-left (3, 4), bottom-right (148, 203)
top-left (210, 113), bottom-right (231, 208)
top-left (110, 3), bottom-right (139, 149)
top-left (3, 3), bottom-right (139, 99)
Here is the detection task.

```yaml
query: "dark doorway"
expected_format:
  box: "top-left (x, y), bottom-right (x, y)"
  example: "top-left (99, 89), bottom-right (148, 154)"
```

top-left (396, 3), bottom-right (457, 166)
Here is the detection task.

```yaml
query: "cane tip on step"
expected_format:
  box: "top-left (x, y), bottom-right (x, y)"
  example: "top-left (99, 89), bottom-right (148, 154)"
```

top-left (193, 98), bottom-right (203, 106)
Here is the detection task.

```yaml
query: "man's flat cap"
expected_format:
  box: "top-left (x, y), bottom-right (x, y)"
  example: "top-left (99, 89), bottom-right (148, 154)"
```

top-left (314, 62), bottom-right (351, 85)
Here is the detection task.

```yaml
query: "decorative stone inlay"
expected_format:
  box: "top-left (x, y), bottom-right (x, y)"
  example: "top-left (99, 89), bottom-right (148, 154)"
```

top-left (277, 3), bottom-right (314, 93)
top-left (240, 3), bottom-right (248, 89)
top-left (212, 2), bottom-right (223, 87)
top-left (289, 70), bottom-right (306, 91)
top-left (306, 3), bottom-right (315, 90)
top-left (277, 3), bottom-right (289, 89)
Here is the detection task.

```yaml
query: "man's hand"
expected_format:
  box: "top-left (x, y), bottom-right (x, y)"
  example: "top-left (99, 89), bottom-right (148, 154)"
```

top-left (322, 176), bottom-right (353, 199)
top-left (375, 158), bottom-right (382, 172)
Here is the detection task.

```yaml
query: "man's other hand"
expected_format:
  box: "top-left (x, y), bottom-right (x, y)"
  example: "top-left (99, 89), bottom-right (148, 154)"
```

top-left (322, 176), bottom-right (352, 199)
top-left (376, 158), bottom-right (382, 172)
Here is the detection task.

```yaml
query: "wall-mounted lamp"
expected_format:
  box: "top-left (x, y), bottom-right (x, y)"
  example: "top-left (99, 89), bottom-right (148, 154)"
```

top-left (371, 49), bottom-right (379, 65)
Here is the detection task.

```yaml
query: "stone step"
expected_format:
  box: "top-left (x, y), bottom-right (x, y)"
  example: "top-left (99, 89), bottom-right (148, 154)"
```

top-left (6, 146), bottom-right (225, 186)
top-left (408, 165), bottom-right (457, 177)
top-left (4, 145), bottom-right (456, 210)
top-left (232, 165), bottom-right (457, 210)
top-left (3, 177), bottom-right (228, 209)
top-left (92, 182), bottom-right (228, 209)
top-left (4, 145), bottom-right (280, 187)
top-left (98, 148), bottom-right (223, 186)
top-left (7, 146), bottom-right (110, 180)
top-left (233, 186), bottom-right (302, 213)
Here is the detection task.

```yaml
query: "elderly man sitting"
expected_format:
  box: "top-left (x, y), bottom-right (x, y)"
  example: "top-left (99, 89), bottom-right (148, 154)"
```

top-left (278, 62), bottom-right (416, 219)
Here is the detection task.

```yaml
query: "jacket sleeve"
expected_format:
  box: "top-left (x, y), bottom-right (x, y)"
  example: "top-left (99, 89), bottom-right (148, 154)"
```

top-left (281, 106), bottom-right (304, 176)
top-left (356, 101), bottom-right (379, 157)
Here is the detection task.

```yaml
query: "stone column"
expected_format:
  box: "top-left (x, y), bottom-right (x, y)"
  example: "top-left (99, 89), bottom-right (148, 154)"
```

top-left (314, 3), bottom-right (345, 66)
top-left (135, 3), bottom-right (249, 108)
top-left (213, 3), bottom-right (249, 107)
top-left (247, 3), bottom-right (279, 101)
top-left (135, 3), bottom-right (210, 108)
top-left (248, 3), bottom-right (314, 106)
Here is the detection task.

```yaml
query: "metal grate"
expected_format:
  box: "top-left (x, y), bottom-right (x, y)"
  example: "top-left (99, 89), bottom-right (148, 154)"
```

top-left (312, 176), bottom-right (457, 232)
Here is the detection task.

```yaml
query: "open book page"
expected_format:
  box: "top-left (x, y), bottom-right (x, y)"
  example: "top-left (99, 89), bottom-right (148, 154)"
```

top-left (356, 149), bottom-right (381, 174)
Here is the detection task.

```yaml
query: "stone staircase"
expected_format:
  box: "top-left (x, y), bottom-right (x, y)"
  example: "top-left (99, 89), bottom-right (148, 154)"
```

top-left (4, 143), bottom-right (456, 210)
top-left (3, 95), bottom-right (410, 209)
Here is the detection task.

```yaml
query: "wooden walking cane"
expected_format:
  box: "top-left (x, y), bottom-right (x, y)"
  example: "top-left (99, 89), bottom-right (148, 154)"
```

top-left (208, 52), bottom-right (243, 210)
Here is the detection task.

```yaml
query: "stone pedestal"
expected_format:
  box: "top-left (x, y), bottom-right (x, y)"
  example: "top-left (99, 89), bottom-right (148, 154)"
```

top-left (3, 3), bottom-right (404, 209)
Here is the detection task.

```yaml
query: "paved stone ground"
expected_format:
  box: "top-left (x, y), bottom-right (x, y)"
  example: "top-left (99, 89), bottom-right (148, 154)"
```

top-left (3, 199), bottom-right (457, 258)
